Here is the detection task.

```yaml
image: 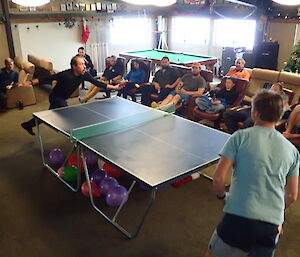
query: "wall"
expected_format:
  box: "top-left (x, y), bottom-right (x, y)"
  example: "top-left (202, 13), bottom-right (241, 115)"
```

top-left (85, 18), bottom-right (155, 72)
top-left (11, 18), bottom-right (154, 73)
top-left (0, 24), bottom-right (10, 63)
top-left (293, 24), bottom-right (300, 45)
top-left (267, 21), bottom-right (297, 70)
top-left (11, 22), bottom-right (82, 71)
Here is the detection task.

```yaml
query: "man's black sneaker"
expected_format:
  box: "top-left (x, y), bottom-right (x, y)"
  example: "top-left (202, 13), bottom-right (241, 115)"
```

top-left (21, 122), bottom-right (35, 136)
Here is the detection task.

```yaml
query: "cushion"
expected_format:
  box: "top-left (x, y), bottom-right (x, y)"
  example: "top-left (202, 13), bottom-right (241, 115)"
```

top-left (18, 70), bottom-right (28, 83)
top-left (251, 68), bottom-right (279, 81)
top-left (22, 62), bottom-right (35, 75)
top-left (278, 71), bottom-right (300, 86)
top-left (28, 54), bottom-right (40, 67)
top-left (14, 57), bottom-right (25, 70)
top-left (39, 59), bottom-right (53, 71)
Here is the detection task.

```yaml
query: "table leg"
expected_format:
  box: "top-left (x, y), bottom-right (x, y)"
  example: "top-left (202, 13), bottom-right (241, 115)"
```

top-left (81, 147), bottom-right (156, 239)
top-left (35, 118), bottom-right (81, 192)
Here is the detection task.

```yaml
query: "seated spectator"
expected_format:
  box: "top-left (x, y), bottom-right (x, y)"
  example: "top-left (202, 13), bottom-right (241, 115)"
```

top-left (0, 58), bottom-right (19, 109)
top-left (141, 56), bottom-right (181, 106)
top-left (77, 47), bottom-right (97, 89)
top-left (100, 55), bottom-right (124, 84)
top-left (195, 78), bottom-right (237, 114)
top-left (116, 59), bottom-right (146, 101)
top-left (79, 56), bottom-right (124, 103)
top-left (226, 58), bottom-right (251, 81)
top-left (224, 83), bottom-right (290, 134)
top-left (152, 62), bottom-right (206, 111)
top-left (283, 105), bottom-right (300, 140)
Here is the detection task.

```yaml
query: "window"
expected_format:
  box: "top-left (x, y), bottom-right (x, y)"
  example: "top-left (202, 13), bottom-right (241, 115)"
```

top-left (110, 18), bottom-right (152, 44)
top-left (214, 19), bottom-right (256, 50)
top-left (171, 17), bottom-right (210, 44)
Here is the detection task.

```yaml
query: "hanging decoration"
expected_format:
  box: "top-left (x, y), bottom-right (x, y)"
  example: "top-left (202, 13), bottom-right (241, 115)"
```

top-left (64, 17), bottom-right (76, 28)
top-left (81, 19), bottom-right (90, 44)
top-left (284, 41), bottom-right (300, 73)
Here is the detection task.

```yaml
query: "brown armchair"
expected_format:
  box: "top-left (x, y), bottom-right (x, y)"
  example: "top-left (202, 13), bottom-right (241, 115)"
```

top-left (99, 56), bottom-right (125, 98)
top-left (125, 58), bottom-right (152, 102)
top-left (5, 57), bottom-right (36, 108)
top-left (192, 76), bottom-right (249, 127)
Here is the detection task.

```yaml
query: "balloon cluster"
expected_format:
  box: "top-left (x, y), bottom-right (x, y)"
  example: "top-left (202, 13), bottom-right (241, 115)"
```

top-left (81, 163), bottom-right (128, 207)
top-left (50, 149), bottom-right (128, 207)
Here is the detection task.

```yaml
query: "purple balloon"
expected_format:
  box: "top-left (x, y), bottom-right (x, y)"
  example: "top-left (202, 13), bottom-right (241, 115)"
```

top-left (85, 151), bottom-right (98, 166)
top-left (99, 177), bottom-right (118, 196)
top-left (90, 169), bottom-right (107, 186)
top-left (106, 185), bottom-right (128, 207)
top-left (49, 148), bottom-right (64, 165)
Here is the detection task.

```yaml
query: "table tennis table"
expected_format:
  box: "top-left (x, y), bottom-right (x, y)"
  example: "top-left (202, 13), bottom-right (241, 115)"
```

top-left (33, 97), bottom-right (230, 238)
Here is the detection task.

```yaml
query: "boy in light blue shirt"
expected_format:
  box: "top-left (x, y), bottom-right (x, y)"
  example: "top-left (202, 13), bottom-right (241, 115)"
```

top-left (205, 89), bottom-right (299, 257)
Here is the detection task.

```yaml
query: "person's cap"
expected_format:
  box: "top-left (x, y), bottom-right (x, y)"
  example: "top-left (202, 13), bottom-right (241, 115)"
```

top-left (192, 62), bottom-right (201, 68)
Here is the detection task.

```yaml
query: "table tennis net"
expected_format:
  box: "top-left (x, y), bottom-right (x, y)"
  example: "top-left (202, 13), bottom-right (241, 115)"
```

top-left (70, 109), bottom-right (170, 141)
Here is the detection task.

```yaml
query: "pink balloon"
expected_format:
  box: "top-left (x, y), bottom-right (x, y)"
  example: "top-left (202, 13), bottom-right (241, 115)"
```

top-left (57, 167), bottom-right (64, 177)
top-left (81, 181), bottom-right (101, 198)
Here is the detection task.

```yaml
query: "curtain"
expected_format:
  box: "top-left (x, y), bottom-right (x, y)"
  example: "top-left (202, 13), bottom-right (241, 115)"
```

top-left (86, 19), bottom-right (108, 74)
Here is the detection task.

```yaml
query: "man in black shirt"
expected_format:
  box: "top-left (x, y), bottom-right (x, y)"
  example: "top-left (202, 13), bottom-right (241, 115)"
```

top-left (77, 47), bottom-right (97, 89)
top-left (81, 56), bottom-right (124, 101)
top-left (0, 58), bottom-right (19, 108)
top-left (21, 55), bottom-right (122, 135)
top-left (141, 57), bottom-right (180, 106)
top-left (101, 56), bottom-right (124, 83)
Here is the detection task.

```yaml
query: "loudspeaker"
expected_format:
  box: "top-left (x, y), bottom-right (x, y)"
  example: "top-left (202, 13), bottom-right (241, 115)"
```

top-left (243, 52), bottom-right (255, 69)
top-left (254, 42), bottom-right (279, 70)
top-left (221, 47), bottom-right (236, 76)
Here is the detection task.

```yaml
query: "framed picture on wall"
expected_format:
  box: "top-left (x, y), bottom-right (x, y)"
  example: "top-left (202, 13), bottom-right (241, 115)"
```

top-left (19, 6), bottom-right (29, 11)
top-left (91, 3), bottom-right (96, 11)
top-left (66, 2), bottom-right (73, 11)
top-left (101, 3), bottom-right (107, 11)
top-left (79, 3), bottom-right (85, 11)
top-left (107, 3), bottom-right (113, 13)
top-left (73, 3), bottom-right (80, 10)
top-left (96, 2), bottom-right (102, 10)
top-left (60, 3), bottom-right (66, 11)
top-left (51, 4), bottom-right (60, 12)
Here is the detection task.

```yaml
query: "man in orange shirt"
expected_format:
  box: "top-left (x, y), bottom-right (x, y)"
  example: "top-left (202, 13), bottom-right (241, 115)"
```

top-left (226, 58), bottom-right (251, 81)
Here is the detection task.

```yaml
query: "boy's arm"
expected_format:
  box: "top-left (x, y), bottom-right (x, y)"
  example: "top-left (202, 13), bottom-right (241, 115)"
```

top-left (285, 175), bottom-right (298, 209)
top-left (213, 156), bottom-right (233, 199)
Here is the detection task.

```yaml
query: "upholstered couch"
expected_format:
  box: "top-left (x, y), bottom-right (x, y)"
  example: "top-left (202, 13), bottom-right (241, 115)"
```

top-left (244, 68), bottom-right (300, 104)
top-left (28, 54), bottom-right (79, 97)
top-left (28, 54), bottom-right (57, 78)
top-left (5, 57), bottom-right (36, 109)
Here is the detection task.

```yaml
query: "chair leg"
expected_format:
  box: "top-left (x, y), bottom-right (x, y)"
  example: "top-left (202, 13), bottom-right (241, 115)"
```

top-left (130, 94), bottom-right (136, 102)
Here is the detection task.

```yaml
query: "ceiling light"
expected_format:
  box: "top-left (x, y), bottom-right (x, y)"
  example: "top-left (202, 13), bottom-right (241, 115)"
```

top-left (272, 0), bottom-right (300, 6)
top-left (122, 0), bottom-right (176, 6)
top-left (12, 0), bottom-right (50, 7)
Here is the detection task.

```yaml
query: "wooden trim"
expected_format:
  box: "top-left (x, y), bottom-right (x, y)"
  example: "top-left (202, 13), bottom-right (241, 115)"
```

top-left (270, 18), bottom-right (300, 24)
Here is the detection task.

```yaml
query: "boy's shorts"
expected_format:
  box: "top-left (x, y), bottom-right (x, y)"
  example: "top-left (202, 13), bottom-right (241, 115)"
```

top-left (169, 90), bottom-right (191, 103)
top-left (208, 213), bottom-right (280, 257)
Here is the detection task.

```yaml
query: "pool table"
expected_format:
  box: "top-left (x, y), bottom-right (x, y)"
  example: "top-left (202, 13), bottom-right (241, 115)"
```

top-left (119, 49), bottom-right (218, 69)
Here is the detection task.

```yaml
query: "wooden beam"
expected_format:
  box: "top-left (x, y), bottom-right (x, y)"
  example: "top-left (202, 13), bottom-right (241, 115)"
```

top-left (1, 0), bottom-right (15, 58)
